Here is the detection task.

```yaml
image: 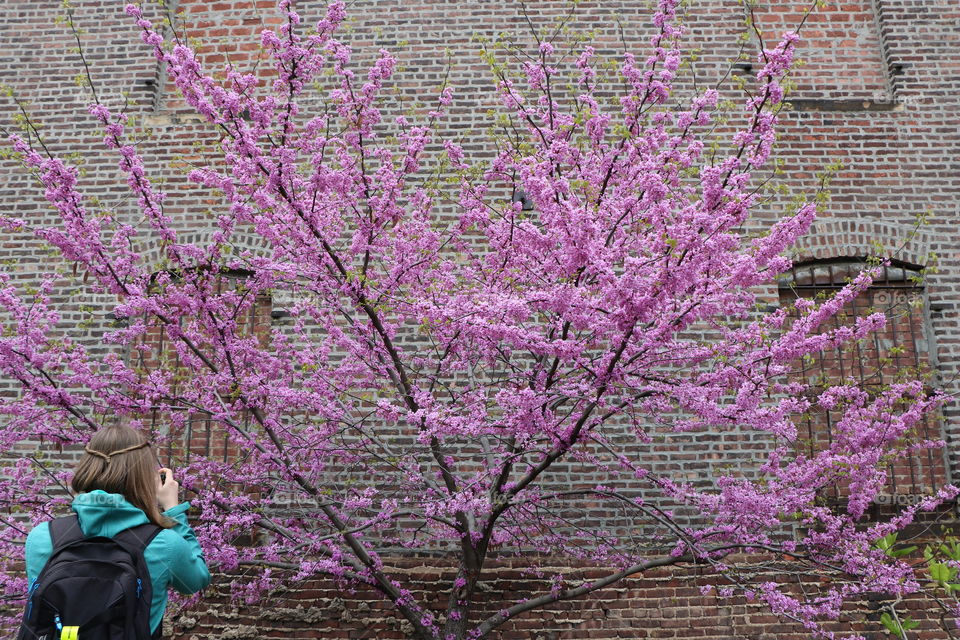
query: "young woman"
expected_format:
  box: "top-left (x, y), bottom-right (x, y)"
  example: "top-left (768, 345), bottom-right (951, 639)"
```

top-left (24, 425), bottom-right (210, 637)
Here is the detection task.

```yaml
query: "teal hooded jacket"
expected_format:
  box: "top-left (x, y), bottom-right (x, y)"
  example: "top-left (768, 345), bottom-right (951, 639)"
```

top-left (24, 490), bottom-right (211, 634)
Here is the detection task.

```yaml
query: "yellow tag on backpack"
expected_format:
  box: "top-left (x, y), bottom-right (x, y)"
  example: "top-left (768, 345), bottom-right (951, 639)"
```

top-left (60, 627), bottom-right (79, 640)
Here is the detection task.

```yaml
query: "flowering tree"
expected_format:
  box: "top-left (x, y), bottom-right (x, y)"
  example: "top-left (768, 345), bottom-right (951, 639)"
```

top-left (0, 1), bottom-right (955, 638)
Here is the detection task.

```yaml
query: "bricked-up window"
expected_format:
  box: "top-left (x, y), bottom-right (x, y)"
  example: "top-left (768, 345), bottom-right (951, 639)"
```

top-left (129, 270), bottom-right (272, 471)
top-left (778, 260), bottom-right (947, 506)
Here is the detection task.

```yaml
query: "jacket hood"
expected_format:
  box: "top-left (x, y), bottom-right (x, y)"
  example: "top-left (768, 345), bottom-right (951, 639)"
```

top-left (71, 490), bottom-right (150, 538)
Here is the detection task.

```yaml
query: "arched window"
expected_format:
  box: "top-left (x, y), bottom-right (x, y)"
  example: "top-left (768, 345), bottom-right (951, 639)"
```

top-left (777, 259), bottom-right (946, 507)
top-left (129, 269), bottom-right (272, 476)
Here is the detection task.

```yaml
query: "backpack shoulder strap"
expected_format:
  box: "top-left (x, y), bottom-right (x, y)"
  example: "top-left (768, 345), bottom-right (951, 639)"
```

top-left (47, 514), bottom-right (85, 552)
top-left (114, 522), bottom-right (163, 555)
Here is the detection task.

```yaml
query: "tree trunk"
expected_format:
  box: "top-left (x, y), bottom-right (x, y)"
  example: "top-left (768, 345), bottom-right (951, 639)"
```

top-left (441, 564), bottom-right (481, 640)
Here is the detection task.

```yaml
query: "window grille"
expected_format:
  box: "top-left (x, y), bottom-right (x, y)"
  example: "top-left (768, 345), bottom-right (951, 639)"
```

top-left (777, 260), bottom-right (946, 505)
top-left (130, 270), bottom-right (272, 469)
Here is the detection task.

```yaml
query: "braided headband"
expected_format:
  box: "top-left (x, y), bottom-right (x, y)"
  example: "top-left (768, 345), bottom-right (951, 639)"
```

top-left (84, 440), bottom-right (150, 464)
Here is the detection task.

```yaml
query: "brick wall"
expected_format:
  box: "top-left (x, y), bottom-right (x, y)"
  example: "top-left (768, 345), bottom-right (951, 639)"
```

top-left (166, 554), bottom-right (955, 640)
top-left (1, 0), bottom-right (958, 638)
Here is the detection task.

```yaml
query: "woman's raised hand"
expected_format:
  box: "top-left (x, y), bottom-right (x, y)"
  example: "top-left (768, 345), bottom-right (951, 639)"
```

top-left (156, 468), bottom-right (180, 512)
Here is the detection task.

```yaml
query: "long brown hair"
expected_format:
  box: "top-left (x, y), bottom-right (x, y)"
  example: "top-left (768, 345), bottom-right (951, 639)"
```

top-left (71, 426), bottom-right (174, 529)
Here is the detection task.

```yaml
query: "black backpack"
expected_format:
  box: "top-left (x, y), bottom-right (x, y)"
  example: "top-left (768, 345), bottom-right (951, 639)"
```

top-left (18, 515), bottom-right (163, 640)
